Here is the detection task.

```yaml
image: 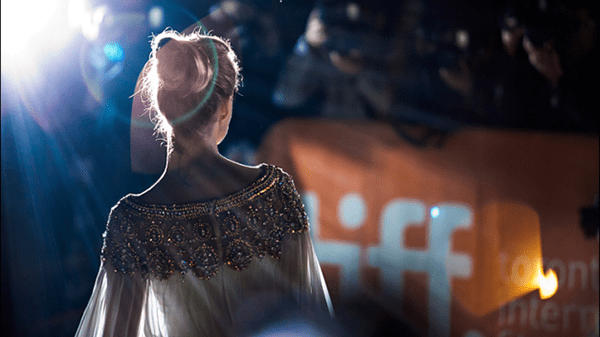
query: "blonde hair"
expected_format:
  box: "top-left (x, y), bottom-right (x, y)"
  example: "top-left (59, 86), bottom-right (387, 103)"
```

top-left (141, 28), bottom-right (240, 153)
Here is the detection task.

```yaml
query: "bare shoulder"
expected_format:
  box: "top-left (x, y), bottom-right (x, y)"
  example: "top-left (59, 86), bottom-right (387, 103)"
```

top-left (227, 161), bottom-right (265, 182)
top-left (134, 162), bottom-right (268, 204)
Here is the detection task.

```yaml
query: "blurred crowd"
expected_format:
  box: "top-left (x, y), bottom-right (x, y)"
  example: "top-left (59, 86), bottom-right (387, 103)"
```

top-left (272, 0), bottom-right (598, 134)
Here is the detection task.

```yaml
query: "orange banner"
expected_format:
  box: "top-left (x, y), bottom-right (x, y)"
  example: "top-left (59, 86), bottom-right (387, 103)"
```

top-left (258, 119), bottom-right (599, 337)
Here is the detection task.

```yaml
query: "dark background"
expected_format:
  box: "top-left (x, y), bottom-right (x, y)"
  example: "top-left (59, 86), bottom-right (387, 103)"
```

top-left (2, 0), bottom-right (597, 336)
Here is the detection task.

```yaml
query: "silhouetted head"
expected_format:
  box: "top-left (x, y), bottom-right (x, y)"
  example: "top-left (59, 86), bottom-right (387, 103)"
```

top-left (142, 28), bottom-right (240, 152)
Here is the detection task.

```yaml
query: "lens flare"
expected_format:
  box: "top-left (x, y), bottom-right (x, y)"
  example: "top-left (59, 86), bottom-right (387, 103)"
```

top-left (537, 268), bottom-right (558, 300)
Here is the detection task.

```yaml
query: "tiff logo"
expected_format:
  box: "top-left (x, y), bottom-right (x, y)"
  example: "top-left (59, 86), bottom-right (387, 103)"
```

top-left (303, 192), bottom-right (473, 337)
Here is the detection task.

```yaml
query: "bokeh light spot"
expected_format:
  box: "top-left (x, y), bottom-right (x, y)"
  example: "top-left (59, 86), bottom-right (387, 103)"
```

top-left (538, 268), bottom-right (558, 300)
top-left (346, 3), bottom-right (360, 21)
top-left (431, 206), bottom-right (440, 219)
top-left (104, 43), bottom-right (124, 62)
top-left (148, 6), bottom-right (164, 29)
top-left (456, 29), bottom-right (469, 50)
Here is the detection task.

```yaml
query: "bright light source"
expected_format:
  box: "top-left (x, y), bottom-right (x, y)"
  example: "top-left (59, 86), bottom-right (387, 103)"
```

top-left (81, 6), bottom-right (107, 41)
top-left (1, 0), bottom-right (59, 57)
top-left (537, 268), bottom-right (558, 300)
top-left (1, 0), bottom-right (77, 79)
top-left (430, 207), bottom-right (440, 219)
top-left (68, 0), bottom-right (87, 28)
top-left (104, 43), bottom-right (124, 62)
top-left (148, 6), bottom-right (164, 29)
top-left (68, 0), bottom-right (105, 41)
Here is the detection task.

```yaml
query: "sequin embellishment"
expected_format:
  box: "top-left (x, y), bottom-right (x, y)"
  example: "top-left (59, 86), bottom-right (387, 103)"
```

top-left (101, 165), bottom-right (309, 280)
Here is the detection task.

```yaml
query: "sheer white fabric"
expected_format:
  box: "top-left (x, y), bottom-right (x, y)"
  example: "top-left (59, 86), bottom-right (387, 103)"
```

top-left (75, 166), bottom-right (333, 337)
top-left (76, 230), bottom-right (332, 337)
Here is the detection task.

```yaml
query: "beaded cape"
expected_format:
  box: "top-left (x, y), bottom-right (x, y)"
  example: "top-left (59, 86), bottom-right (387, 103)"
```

top-left (101, 164), bottom-right (309, 281)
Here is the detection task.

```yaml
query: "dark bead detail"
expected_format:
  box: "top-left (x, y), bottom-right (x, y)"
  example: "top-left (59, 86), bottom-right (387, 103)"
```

top-left (120, 221), bottom-right (136, 239)
top-left (175, 250), bottom-right (193, 272)
top-left (112, 246), bottom-right (137, 273)
top-left (102, 165), bottom-right (308, 280)
top-left (148, 249), bottom-right (174, 280)
top-left (193, 221), bottom-right (213, 242)
top-left (246, 206), bottom-right (262, 231)
top-left (225, 239), bottom-right (253, 270)
top-left (146, 223), bottom-right (164, 246)
top-left (192, 244), bottom-right (219, 279)
top-left (217, 212), bottom-right (241, 236)
top-left (168, 225), bottom-right (187, 245)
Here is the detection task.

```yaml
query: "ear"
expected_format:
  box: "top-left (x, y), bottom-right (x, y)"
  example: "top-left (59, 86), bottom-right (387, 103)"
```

top-left (216, 98), bottom-right (233, 145)
top-left (219, 98), bottom-right (233, 122)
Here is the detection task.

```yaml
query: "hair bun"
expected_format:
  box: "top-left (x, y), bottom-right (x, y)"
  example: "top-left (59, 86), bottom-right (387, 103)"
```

top-left (155, 39), bottom-right (213, 97)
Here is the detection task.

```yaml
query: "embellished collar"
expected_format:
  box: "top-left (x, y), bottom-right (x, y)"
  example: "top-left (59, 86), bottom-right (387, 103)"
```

top-left (101, 163), bottom-right (309, 280)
